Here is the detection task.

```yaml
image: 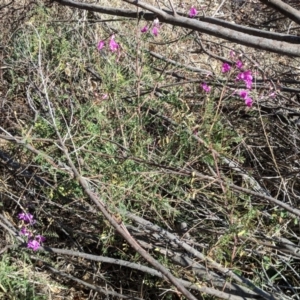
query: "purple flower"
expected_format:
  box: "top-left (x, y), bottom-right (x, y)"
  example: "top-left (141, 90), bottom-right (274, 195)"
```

top-left (20, 227), bottom-right (32, 237)
top-left (201, 83), bottom-right (211, 93)
top-left (222, 63), bottom-right (231, 73)
top-left (152, 26), bottom-right (159, 37)
top-left (18, 212), bottom-right (35, 224)
top-left (237, 70), bottom-right (253, 89)
top-left (239, 90), bottom-right (248, 99)
top-left (109, 35), bottom-right (119, 52)
top-left (141, 26), bottom-right (148, 33)
top-left (27, 239), bottom-right (41, 251)
top-left (97, 40), bottom-right (105, 51)
top-left (237, 70), bottom-right (252, 81)
top-left (245, 97), bottom-right (253, 107)
top-left (35, 235), bottom-right (46, 243)
top-left (189, 6), bottom-right (198, 18)
top-left (236, 60), bottom-right (243, 69)
top-left (245, 80), bottom-right (252, 89)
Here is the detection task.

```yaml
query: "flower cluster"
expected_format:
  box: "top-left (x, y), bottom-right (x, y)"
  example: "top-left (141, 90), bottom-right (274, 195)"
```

top-left (236, 69), bottom-right (253, 107)
top-left (141, 18), bottom-right (160, 37)
top-left (239, 90), bottom-right (253, 107)
top-left (236, 70), bottom-right (253, 89)
top-left (18, 212), bottom-right (45, 251)
top-left (200, 53), bottom-right (254, 107)
top-left (97, 35), bottom-right (120, 53)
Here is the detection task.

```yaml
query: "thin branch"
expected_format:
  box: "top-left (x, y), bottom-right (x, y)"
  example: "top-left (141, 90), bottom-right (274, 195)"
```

top-left (60, 149), bottom-right (198, 300)
top-left (38, 247), bottom-right (255, 300)
top-left (259, 0), bottom-right (300, 26)
top-left (53, 0), bottom-right (300, 56)
top-left (126, 213), bottom-right (278, 300)
top-left (39, 261), bottom-right (144, 300)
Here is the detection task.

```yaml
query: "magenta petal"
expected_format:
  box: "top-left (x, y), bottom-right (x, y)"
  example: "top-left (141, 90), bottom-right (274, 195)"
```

top-left (189, 7), bottom-right (198, 18)
top-left (141, 26), bottom-right (148, 33)
top-left (222, 63), bottom-right (231, 73)
top-left (109, 35), bottom-right (119, 52)
top-left (201, 83), bottom-right (211, 93)
top-left (236, 60), bottom-right (243, 69)
top-left (152, 26), bottom-right (159, 37)
top-left (239, 90), bottom-right (248, 99)
top-left (27, 240), bottom-right (40, 251)
top-left (35, 235), bottom-right (46, 243)
top-left (18, 212), bottom-right (35, 224)
top-left (97, 40), bottom-right (105, 51)
top-left (20, 227), bottom-right (32, 237)
top-left (245, 97), bottom-right (253, 107)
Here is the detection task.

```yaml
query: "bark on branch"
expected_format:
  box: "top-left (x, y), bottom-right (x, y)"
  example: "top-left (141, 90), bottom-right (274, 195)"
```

top-left (53, 0), bottom-right (300, 56)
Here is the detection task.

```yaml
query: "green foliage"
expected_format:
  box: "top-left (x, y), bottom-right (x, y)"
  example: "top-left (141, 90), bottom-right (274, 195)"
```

top-left (4, 1), bottom-right (298, 299)
top-left (0, 255), bottom-right (46, 300)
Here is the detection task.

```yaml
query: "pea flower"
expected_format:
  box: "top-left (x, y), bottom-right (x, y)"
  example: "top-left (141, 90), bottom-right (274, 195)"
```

top-left (35, 235), bottom-right (46, 243)
top-left (152, 18), bottom-right (160, 37)
top-left (18, 212), bottom-right (35, 225)
top-left (97, 40), bottom-right (105, 51)
top-left (152, 26), bottom-right (159, 37)
top-left (26, 235), bottom-right (46, 251)
top-left (238, 90), bottom-right (253, 107)
top-left (236, 60), bottom-right (243, 69)
top-left (239, 90), bottom-right (248, 99)
top-left (237, 70), bottom-right (253, 89)
top-left (141, 26), bottom-right (148, 33)
top-left (27, 239), bottom-right (41, 251)
top-left (20, 227), bottom-right (32, 237)
top-left (222, 63), bottom-right (231, 73)
top-left (109, 35), bottom-right (119, 52)
top-left (237, 70), bottom-right (252, 82)
top-left (189, 6), bottom-right (198, 18)
top-left (201, 83), bottom-right (211, 93)
top-left (245, 97), bottom-right (253, 107)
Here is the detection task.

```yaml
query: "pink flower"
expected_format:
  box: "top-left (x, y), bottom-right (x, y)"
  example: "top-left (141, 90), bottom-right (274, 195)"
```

top-left (237, 70), bottom-right (253, 89)
top-left (109, 35), bottom-right (119, 52)
top-left (222, 63), bottom-right (231, 73)
top-left (152, 26), bottom-right (159, 37)
top-left (237, 70), bottom-right (252, 81)
top-left (236, 60), bottom-right (243, 69)
top-left (189, 6), bottom-right (198, 18)
top-left (239, 90), bottom-right (248, 99)
top-left (97, 40), bottom-right (105, 51)
top-left (201, 83), bottom-right (211, 93)
top-left (230, 50), bottom-right (235, 58)
top-left (245, 80), bottom-right (252, 89)
top-left (245, 97), bottom-right (253, 107)
top-left (141, 26), bottom-right (148, 33)
top-left (18, 212), bottom-right (35, 224)
top-left (35, 235), bottom-right (46, 243)
top-left (27, 239), bottom-right (41, 251)
top-left (20, 227), bottom-right (32, 237)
